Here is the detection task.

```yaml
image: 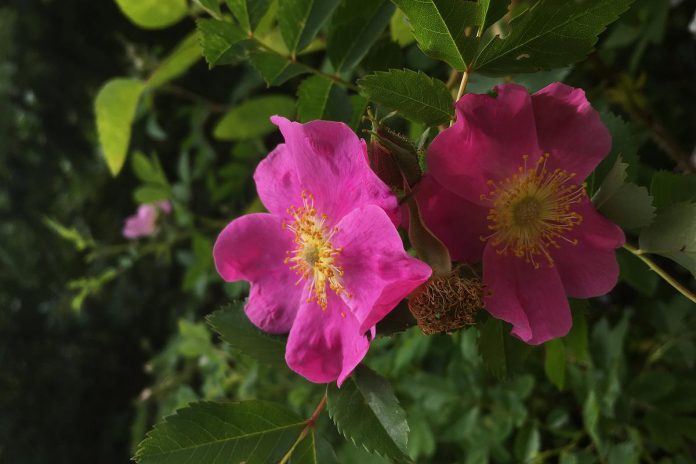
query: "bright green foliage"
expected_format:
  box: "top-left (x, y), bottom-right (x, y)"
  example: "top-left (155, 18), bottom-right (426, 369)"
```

top-left (134, 400), bottom-right (305, 463)
top-left (278, 0), bottom-right (341, 55)
top-left (147, 33), bottom-right (202, 89)
top-left (114, 0), bottom-right (188, 29)
top-left (650, 171), bottom-right (696, 209)
top-left (131, 152), bottom-right (170, 204)
top-left (249, 51), bottom-right (308, 86)
top-left (391, 0), bottom-right (484, 70)
top-left (195, 0), bottom-right (222, 18)
top-left (207, 303), bottom-right (287, 366)
top-left (197, 19), bottom-right (248, 68)
top-left (225, 0), bottom-right (273, 33)
top-left (297, 76), bottom-right (351, 123)
top-left (473, 0), bottom-right (634, 74)
top-left (358, 69), bottom-right (453, 126)
top-left (478, 317), bottom-right (532, 379)
top-left (214, 95), bottom-right (295, 140)
top-left (593, 157), bottom-right (655, 230)
top-left (327, 0), bottom-right (395, 73)
top-left (544, 338), bottom-right (566, 390)
top-left (327, 366), bottom-right (411, 463)
top-left (640, 202), bottom-right (696, 277)
top-left (94, 78), bottom-right (144, 176)
top-left (390, 9), bottom-right (415, 47)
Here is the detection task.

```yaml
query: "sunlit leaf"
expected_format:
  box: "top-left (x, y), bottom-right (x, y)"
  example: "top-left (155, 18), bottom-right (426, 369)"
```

top-left (213, 95), bottom-right (295, 140)
top-left (115, 0), bottom-right (188, 29)
top-left (94, 78), bottom-right (144, 176)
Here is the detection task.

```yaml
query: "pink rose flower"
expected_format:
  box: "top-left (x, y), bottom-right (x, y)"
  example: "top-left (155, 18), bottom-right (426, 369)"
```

top-left (418, 83), bottom-right (624, 344)
top-left (122, 201), bottom-right (171, 239)
top-left (213, 116), bottom-right (431, 384)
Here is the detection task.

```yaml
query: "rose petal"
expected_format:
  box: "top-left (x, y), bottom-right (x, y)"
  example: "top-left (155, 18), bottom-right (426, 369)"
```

top-left (333, 205), bottom-right (432, 333)
top-left (483, 243), bottom-right (572, 344)
top-left (552, 198), bottom-right (624, 298)
top-left (271, 116), bottom-right (398, 224)
top-left (428, 84), bottom-right (541, 204)
top-left (253, 143), bottom-right (302, 220)
top-left (414, 175), bottom-right (490, 263)
top-left (532, 83), bottom-right (611, 181)
top-left (285, 294), bottom-right (370, 385)
top-left (213, 213), bottom-right (301, 333)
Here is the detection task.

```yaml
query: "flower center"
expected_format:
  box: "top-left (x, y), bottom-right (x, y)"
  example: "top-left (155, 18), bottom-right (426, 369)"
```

top-left (481, 154), bottom-right (585, 268)
top-left (283, 191), bottom-right (348, 309)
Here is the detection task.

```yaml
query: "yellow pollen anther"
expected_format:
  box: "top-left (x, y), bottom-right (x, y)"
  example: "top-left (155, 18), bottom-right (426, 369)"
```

top-left (283, 191), bottom-right (348, 309)
top-left (482, 153), bottom-right (585, 268)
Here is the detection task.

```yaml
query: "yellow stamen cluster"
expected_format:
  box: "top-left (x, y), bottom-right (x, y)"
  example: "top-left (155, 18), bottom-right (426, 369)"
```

top-left (481, 154), bottom-right (585, 268)
top-left (283, 191), bottom-right (348, 309)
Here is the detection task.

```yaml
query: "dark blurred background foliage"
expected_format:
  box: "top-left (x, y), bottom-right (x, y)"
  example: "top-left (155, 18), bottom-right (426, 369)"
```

top-left (1, 0), bottom-right (695, 463)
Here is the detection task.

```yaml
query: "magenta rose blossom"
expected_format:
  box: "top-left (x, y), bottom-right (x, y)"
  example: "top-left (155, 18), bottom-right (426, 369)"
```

top-left (213, 116), bottom-right (431, 384)
top-left (419, 83), bottom-right (624, 344)
top-left (122, 201), bottom-right (172, 239)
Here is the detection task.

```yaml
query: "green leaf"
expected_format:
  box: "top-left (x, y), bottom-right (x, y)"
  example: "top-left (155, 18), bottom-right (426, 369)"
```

top-left (327, 365), bottom-right (411, 463)
top-left (195, 0), bottom-right (222, 17)
top-left (544, 338), bottom-right (566, 390)
top-left (94, 78), bottom-right (145, 176)
top-left (134, 185), bottom-right (169, 204)
top-left (478, 317), bottom-right (532, 379)
top-left (197, 18), bottom-right (248, 67)
top-left (135, 400), bottom-right (305, 464)
top-left (349, 94), bottom-right (369, 130)
top-left (147, 33), bottom-right (202, 89)
top-left (132, 151), bottom-right (168, 186)
top-left (207, 303), bottom-right (287, 366)
top-left (616, 247), bottom-right (659, 296)
top-left (650, 171), bottom-right (696, 210)
top-left (327, 0), bottom-right (395, 73)
top-left (473, 0), bottom-right (634, 74)
top-left (358, 69), bottom-right (453, 126)
top-left (115, 0), bottom-right (188, 29)
top-left (392, 0), bottom-right (484, 70)
top-left (249, 51), bottom-right (308, 86)
top-left (513, 423), bottom-right (540, 463)
top-left (390, 9), bottom-right (415, 47)
top-left (291, 432), bottom-right (339, 464)
top-left (593, 156), bottom-right (655, 230)
top-left (278, 0), bottom-right (341, 55)
top-left (297, 75), bottom-right (351, 123)
top-left (565, 300), bottom-right (589, 364)
top-left (226, 0), bottom-right (273, 32)
top-left (582, 390), bottom-right (602, 453)
top-left (213, 95), bottom-right (295, 140)
top-left (591, 111), bottom-right (645, 193)
top-left (639, 202), bottom-right (696, 277)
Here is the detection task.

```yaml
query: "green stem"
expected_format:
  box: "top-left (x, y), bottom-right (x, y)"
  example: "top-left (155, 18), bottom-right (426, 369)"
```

top-left (278, 395), bottom-right (327, 464)
top-left (623, 243), bottom-right (696, 304)
top-left (252, 39), bottom-right (358, 91)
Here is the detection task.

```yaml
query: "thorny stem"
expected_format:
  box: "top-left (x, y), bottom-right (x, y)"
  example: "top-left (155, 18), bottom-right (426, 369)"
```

top-left (278, 395), bottom-right (328, 464)
top-left (623, 243), bottom-right (696, 304)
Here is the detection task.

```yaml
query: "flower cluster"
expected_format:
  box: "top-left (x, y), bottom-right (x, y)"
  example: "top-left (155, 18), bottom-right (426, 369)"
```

top-left (213, 83), bottom-right (623, 384)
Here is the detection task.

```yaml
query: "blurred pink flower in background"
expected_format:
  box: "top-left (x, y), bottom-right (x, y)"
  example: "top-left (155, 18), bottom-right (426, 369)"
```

top-left (122, 201), bottom-right (171, 239)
